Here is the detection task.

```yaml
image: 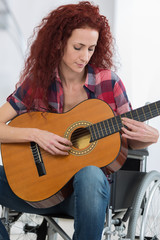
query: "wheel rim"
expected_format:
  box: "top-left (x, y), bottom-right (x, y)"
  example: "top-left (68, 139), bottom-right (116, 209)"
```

top-left (140, 179), bottom-right (160, 240)
top-left (134, 179), bottom-right (160, 240)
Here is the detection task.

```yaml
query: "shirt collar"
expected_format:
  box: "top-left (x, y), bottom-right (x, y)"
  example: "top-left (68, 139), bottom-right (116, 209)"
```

top-left (84, 65), bottom-right (96, 93)
top-left (54, 68), bottom-right (62, 84)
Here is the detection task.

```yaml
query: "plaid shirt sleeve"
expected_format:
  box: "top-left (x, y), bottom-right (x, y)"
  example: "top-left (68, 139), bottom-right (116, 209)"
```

top-left (7, 83), bottom-right (29, 115)
top-left (7, 77), bottom-right (49, 115)
top-left (112, 71), bottom-right (132, 115)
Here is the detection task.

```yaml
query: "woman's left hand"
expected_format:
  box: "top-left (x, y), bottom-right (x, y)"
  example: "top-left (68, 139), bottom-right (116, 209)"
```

top-left (121, 117), bottom-right (159, 145)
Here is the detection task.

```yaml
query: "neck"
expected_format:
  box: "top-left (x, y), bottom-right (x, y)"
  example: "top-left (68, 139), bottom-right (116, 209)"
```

top-left (58, 64), bottom-right (86, 86)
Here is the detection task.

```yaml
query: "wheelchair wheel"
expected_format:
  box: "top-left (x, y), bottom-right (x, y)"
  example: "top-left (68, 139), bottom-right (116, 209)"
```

top-left (127, 170), bottom-right (160, 240)
top-left (1, 207), bottom-right (46, 240)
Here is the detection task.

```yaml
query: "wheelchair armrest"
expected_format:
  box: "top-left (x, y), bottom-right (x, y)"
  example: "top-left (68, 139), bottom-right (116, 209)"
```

top-left (128, 148), bottom-right (149, 159)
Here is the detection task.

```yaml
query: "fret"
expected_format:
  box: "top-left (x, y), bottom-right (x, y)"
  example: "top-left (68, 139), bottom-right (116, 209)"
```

top-left (144, 105), bottom-right (153, 120)
top-left (93, 125), bottom-right (97, 139)
top-left (142, 107), bottom-right (147, 121)
top-left (102, 121), bottom-right (108, 136)
top-left (111, 117), bottom-right (119, 132)
top-left (136, 109), bottom-right (140, 121)
top-left (121, 112), bottom-right (127, 118)
top-left (97, 122), bottom-right (103, 138)
top-left (155, 103), bottom-right (160, 115)
top-left (135, 107), bottom-right (145, 121)
top-left (110, 118), bottom-right (116, 132)
top-left (156, 101), bottom-right (160, 114)
top-left (93, 124), bottom-right (99, 140)
top-left (129, 111), bottom-right (134, 119)
top-left (115, 115), bottom-right (123, 129)
top-left (124, 111), bottom-right (133, 119)
top-left (148, 105), bottom-right (153, 118)
top-left (114, 116), bottom-right (120, 130)
top-left (107, 118), bottom-right (114, 133)
top-left (104, 119), bottom-right (111, 135)
top-left (88, 125), bottom-right (96, 142)
top-left (124, 110), bottom-right (133, 120)
top-left (150, 102), bottom-right (159, 117)
top-left (99, 122), bottom-right (105, 137)
top-left (131, 110), bottom-right (139, 121)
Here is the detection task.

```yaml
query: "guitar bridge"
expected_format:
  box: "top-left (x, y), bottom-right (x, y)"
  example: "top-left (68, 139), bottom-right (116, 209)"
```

top-left (30, 142), bottom-right (46, 176)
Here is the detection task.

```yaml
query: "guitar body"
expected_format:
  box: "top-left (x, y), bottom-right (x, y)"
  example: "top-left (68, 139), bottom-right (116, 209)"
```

top-left (1, 99), bottom-right (128, 208)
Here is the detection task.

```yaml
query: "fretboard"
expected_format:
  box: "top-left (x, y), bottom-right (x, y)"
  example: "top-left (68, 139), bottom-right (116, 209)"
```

top-left (87, 100), bottom-right (160, 142)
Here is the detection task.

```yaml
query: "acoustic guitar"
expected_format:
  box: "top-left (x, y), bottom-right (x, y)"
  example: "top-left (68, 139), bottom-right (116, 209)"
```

top-left (1, 99), bottom-right (160, 208)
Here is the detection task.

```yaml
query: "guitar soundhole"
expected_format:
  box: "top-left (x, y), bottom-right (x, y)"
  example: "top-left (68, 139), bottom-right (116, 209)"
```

top-left (71, 128), bottom-right (91, 149)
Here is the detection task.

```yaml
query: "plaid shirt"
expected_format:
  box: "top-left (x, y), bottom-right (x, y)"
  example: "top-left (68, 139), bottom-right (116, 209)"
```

top-left (7, 65), bottom-right (131, 115)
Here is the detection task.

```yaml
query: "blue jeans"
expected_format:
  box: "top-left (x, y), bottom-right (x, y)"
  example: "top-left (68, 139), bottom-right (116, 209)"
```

top-left (0, 165), bottom-right (110, 240)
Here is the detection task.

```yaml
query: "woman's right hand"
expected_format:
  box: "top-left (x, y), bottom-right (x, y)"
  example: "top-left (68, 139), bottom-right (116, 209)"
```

top-left (33, 129), bottom-right (72, 156)
top-left (0, 102), bottom-right (72, 155)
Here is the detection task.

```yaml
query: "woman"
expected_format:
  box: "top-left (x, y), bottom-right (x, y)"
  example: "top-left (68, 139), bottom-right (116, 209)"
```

top-left (0, 1), bottom-right (159, 240)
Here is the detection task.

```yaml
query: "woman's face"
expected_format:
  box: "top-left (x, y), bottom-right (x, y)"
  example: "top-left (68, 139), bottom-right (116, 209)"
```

top-left (60, 27), bottom-right (99, 74)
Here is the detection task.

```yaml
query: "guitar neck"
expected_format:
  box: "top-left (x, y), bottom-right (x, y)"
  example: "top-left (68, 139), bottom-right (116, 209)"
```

top-left (88, 100), bottom-right (160, 142)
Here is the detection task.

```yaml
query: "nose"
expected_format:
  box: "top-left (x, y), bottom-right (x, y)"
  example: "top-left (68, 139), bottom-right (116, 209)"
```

top-left (80, 49), bottom-right (89, 63)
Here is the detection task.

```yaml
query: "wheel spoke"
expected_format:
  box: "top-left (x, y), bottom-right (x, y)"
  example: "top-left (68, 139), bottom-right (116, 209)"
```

top-left (127, 171), bottom-right (160, 240)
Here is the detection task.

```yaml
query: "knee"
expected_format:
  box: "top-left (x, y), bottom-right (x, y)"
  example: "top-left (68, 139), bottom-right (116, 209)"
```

top-left (73, 166), bottom-right (110, 198)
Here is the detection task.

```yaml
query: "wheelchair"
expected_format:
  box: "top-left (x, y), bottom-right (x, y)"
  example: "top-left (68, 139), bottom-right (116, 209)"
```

top-left (1, 148), bottom-right (160, 240)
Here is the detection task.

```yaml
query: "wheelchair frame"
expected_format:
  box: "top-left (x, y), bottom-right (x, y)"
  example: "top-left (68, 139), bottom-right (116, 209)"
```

top-left (1, 148), bottom-right (160, 240)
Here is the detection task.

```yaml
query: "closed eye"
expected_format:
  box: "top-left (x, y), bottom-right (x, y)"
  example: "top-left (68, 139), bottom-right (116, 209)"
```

top-left (88, 48), bottom-right (95, 52)
top-left (74, 46), bottom-right (95, 52)
top-left (74, 46), bottom-right (81, 51)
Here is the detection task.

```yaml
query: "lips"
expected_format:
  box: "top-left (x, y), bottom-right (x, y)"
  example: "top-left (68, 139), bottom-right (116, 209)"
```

top-left (76, 63), bottom-right (85, 68)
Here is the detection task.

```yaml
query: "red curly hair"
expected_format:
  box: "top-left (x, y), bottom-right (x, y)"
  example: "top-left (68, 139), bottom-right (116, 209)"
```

top-left (19, 1), bottom-right (114, 111)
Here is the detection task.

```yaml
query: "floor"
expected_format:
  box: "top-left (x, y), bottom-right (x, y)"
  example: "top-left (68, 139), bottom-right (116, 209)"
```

top-left (51, 218), bottom-right (74, 239)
